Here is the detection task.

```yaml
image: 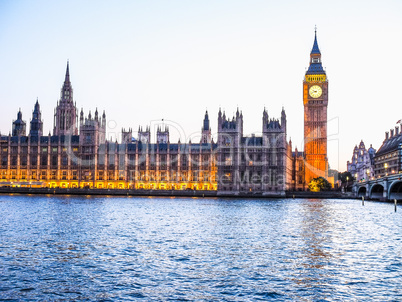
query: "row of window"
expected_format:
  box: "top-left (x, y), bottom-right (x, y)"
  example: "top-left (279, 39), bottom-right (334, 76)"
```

top-left (1, 170), bottom-right (217, 182)
top-left (375, 152), bottom-right (399, 161)
top-left (1, 147), bottom-right (79, 153)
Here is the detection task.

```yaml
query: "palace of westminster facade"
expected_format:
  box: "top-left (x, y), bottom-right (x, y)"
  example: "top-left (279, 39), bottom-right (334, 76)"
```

top-left (0, 32), bottom-right (329, 194)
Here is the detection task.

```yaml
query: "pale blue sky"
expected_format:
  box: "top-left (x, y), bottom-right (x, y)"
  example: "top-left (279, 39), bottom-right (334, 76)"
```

top-left (0, 0), bottom-right (401, 171)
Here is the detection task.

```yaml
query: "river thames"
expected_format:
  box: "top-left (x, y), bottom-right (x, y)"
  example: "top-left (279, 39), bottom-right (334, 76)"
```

top-left (0, 195), bottom-right (401, 301)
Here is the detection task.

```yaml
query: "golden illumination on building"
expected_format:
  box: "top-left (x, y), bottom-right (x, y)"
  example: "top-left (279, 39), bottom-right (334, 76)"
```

top-left (305, 74), bottom-right (326, 83)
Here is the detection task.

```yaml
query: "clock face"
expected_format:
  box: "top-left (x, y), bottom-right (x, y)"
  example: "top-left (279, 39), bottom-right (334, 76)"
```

top-left (309, 85), bottom-right (322, 98)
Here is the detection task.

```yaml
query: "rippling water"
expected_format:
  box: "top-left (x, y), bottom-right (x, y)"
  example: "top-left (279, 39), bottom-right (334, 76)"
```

top-left (0, 195), bottom-right (401, 301)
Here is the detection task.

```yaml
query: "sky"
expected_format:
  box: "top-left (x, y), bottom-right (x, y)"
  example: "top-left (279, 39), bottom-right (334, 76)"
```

top-left (0, 0), bottom-right (402, 172)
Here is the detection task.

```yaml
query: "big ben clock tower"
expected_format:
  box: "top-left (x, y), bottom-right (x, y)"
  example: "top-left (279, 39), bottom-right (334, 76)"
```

top-left (303, 29), bottom-right (328, 183)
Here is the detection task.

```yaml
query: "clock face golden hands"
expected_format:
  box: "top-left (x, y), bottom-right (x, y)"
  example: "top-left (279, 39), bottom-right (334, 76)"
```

top-left (309, 85), bottom-right (322, 98)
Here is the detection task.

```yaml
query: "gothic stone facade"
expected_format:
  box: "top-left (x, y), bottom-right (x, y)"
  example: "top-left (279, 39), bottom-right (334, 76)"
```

top-left (0, 63), bottom-right (291, 194)
top-left (217, 108), bottom-right (291, 195)
top-left (347, 140), bottom-right (376, 182)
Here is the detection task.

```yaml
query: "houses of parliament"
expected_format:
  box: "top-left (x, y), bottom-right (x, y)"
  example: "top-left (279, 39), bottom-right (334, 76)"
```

top-left (0, 31), bottom-right (328, 194)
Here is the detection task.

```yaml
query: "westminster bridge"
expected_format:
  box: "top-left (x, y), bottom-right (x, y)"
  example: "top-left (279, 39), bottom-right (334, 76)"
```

top-left (353, 173), bottom-right (402, 201)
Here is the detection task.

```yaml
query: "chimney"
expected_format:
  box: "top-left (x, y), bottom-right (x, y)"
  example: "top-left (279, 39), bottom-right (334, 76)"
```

top-left (396, 127), bottom-right (400, 136)
top-left (391, 129), bottom-right (394, 137)
top-left (386, 132), bottom-right (389, 139)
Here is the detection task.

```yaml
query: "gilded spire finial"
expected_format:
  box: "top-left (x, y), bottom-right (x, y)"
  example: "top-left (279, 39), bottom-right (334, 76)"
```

top-left (65, 60), bottom-right (70, 83)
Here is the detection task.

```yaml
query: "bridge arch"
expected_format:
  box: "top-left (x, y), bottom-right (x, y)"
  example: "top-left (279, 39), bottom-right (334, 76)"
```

top-left (357, 186), bottom-right (367, 198)
top-left (370, 184), bottom-right (384, 200)
top-left (389, 181), bottom-right (402, 200)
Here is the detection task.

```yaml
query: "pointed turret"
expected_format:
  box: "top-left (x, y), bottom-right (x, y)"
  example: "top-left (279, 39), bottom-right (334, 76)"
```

top-left (34, 98), bottom-right (40, 112)
top-left (12, 108), bottom-right (26, 136)
top-left (101, 110), bottom-right (106, 128)
top-left (80, 108), bottom-right (84, 123)
top-left (263, 107), bottom-right (268, 125)
top-left (281, 107), bottom-right (287, 136)
top-left (201, 110), bottom-right (211, 143)
top-left (203, 110), bottom-right (210, 131)
top-left (306, 28), bottom-right (325, 75)
top-left (30, 98), bottom-right (43, 137)
top-left (311, 27), bottom-right (321, 55)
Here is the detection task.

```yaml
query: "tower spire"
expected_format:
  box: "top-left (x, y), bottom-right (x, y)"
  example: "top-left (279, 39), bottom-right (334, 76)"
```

top-left (65, 60), bottom-right (70, 83)
top-left (54, 61), bottom-right (78, 135)
top-left (60, 60), bottom-right (74, 104)
top-left (311, 26), bottom-right (321, 55)
top-left (306, 28), bottom-right (325, 75)
top-left (201, 110), bottom-right (211, 143)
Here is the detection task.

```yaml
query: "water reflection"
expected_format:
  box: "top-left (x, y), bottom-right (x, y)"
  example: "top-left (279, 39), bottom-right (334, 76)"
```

top-left (288, 199), bottom-right (336, 301)
top-left (301, 200), bottom-right (333, 267)
top-left (0, 196), bottom-right (401, 301)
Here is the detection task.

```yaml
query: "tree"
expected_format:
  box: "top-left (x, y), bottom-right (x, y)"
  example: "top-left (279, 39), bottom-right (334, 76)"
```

top-left (308, 177), bottom-right (332, 192)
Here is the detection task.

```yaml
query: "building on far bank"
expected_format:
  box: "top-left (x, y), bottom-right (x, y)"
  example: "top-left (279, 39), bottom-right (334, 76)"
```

top-left (347, 140), bottom-right (375, 182)
top-left (373, 125), bottom-right (402, 178)
top-left (0, 62), bottom-right (292, 195)
top-left (1, 30), bottom-right (332, 194)
top-left (290, 143), bottom-right (306, 191)
top-left (217, 107), bottom-right (291, 195)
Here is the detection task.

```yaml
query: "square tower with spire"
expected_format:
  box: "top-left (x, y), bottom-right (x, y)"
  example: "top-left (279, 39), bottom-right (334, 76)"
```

top-left (53, 61), bottom-right (78, 136)
top-left (303, 29), bottom-right (329, 183)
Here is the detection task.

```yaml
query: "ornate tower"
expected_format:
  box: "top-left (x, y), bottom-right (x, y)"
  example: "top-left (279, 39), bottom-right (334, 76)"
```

top-left (201, 110), bottom-right (211, 144)
top-left (79, 109), bottom-right (106, 146)
top-left (217, 108), bottom-right (243, 192)
top-left (53, 61), bottom-right (78, 136)
top-left (157, 126), bottom-right (169, 144)
top-left (30, 98), bottom-right (43, 137)
top-left (303, 29), bottom-right (328, 183)
top-left (12, 109), bottom-right (26, 136)
top-left (138, 126), bottom-right (150, 143)
top-left (121, 127), bottom-right (133, 143)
